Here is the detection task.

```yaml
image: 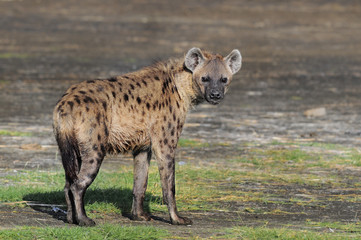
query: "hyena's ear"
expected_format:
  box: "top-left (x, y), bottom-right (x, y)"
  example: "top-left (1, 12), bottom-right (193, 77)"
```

top-left (225, 49), bottom-right (242, 74)
top-left (184, 47), bottom-right (205, 72)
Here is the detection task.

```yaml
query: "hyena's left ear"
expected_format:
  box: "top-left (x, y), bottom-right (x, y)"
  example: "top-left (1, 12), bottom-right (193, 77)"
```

top-left (184, 47), bottom-right (205, 72)
top-left (225, 49), bottom-right (242, 74)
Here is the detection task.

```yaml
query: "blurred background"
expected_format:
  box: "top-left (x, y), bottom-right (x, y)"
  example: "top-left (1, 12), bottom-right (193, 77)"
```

top-left (0, 0), bottom-right (361, 169)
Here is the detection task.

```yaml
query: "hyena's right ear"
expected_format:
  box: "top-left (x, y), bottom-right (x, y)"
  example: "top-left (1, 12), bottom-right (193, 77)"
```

top-left (185, 47), bottom-right (205, 72)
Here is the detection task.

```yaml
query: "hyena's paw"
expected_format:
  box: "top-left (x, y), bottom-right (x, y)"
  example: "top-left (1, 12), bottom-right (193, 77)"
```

top-left (78, 217), bottom-right (96, 227)
top-left (130, 212), bottom-right (152, 221)
top-left (171, 216), bottom-right (193, 225)
top-left (67, 213), bottom-right (75, 224)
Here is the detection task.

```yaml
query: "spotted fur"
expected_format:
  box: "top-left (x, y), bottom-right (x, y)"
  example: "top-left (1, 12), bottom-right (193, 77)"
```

top-left (53, 47), bottom-right (242, 226)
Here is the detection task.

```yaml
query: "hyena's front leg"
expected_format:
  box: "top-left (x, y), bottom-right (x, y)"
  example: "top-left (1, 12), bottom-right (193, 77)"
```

top-left (155, 147), bottom-right (192, 225)
top-left (131, 147), bottom-right (152, 221)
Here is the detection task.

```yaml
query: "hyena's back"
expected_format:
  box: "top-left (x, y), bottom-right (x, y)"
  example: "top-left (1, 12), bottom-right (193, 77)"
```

top-left (54, 74), bottom-right (162, 177)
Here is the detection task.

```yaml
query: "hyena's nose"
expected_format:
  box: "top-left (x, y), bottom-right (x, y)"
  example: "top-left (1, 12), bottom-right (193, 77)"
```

top-left (209, 90), bottom-right (222, 100)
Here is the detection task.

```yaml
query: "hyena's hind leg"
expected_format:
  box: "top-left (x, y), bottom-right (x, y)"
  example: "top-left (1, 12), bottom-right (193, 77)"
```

top-left (64, 178), bottom-right (76, 224)
top-left (131, 147), bottom-right (152, 221)
top-left (71, 147), bottom-right (105, 226)
top-left (68, 144), bottom-right (105, 226)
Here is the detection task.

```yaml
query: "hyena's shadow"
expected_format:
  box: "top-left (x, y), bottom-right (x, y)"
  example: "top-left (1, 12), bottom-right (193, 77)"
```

top-left (23, 188), bottom-right (163, 223)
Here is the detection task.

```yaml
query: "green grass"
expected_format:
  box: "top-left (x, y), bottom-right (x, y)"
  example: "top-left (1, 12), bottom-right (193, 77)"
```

top-left (178, 138), bottom-right (209, 148)
top-left (0, 130), bottom-right (32, 137)
top-left (0, 53), bottom-right (29, 59)
top-left (1, 140), bottom-right (361, 239)
top-left (0, 224), bottom-right (168, 240)
top-left (223, 226), bottom-right (360, 240)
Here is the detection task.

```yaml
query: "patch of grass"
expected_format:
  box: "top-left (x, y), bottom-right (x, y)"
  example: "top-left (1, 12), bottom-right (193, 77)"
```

top-left (222, 226), bottom-right (357, 240)
top-left (306, 221), bottom-right (361, 234)
top-left (0, 53), bottom-right (28, 59)
top-left (0, 130), bottom-right (32, 137)
top-left (1, 140), bottom-right (361, 239)
top-left (0, 224), bottom-right (169, 240)
top-left (178, 138), bottom-right (209, 148)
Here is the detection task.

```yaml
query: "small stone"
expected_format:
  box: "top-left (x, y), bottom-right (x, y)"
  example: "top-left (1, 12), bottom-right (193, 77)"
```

top-left (304, 107), bottom-right (326, 118)
top-left (20, 143), bottom-right (43, 150)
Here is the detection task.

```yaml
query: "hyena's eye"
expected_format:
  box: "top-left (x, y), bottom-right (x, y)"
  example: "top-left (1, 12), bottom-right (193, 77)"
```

top-left (220, 77), bottom-right (228, 84)
top-left (201, 76), bottom-right (210, 82)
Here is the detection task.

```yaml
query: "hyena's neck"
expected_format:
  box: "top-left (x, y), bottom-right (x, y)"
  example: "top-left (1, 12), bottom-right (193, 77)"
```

top-left (168, 59), bottom-right (204, 109)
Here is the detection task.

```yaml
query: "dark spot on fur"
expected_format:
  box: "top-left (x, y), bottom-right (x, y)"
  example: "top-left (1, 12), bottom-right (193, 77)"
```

top-left (171, 128), bottom-right (175, 136)
top-left (96, 113), bottom-right (101, 125)
top-left (87, 80), bottom-right (95, 84)
top-left (98, 134), bottom-right (101, 141)
top-left (163, 116), bottom-right (167, 121)
top-left (100, 144), bottom-right (106, 153)
top-left (104, 124), bottom-right (109, 136)
top-left (89, 159), bottom-right (94, 164)
top-left (83, 96), bottom-right (94, 103)
top-left (164, 138), bottom-right (168, 145)
top-left (153, 100), bottom-right (158, 110)
top-left (86, 106), bottom-right (89, 112)
top-left (97, 152), bottom-right (103, 159)
top-left (102, 101), bottom-right (107, 111)
top-left (136, 82), bottom-right (141, 87)
top-left (142, 80), bottom-right (147, 86)
top-left (146, 102), bottom-right (150, 110)
top-left (166, 154), bottom-right (173, 161)
top-left (154, 76), bottom-right (160, 81)
top-left (128, 89), bottom-right (132, 96)
top-left (130, 84), bottom-right (135, 90)
top-left (79, 90), bottom-right (86, 94)
top-left (169, 105), bottom-right (172, 113)
top-left (168, 122), bottom-right (172, 129)
top-left (92, 144), bottom-right (98, 151)
top-left (108, 77), bottom-right (117, 82)
top-left (124, 94), bottom-right (129, 102)
top-left (74, 97), bottom-right (80, 104)
top-left (89, 89), bottom-right (94, 94)
top-left (173, 112), bottom-right (176, 121)
top-left (71, 86), bottom-right (77, 91)
top-left (136, 97), bottom-right (141, 104)
top-left (176, 101), bottom-right (180, 108)
top-left (112, 91), bottom-right (116, 98)
top-left (68, 101), bottom-right (74, 111)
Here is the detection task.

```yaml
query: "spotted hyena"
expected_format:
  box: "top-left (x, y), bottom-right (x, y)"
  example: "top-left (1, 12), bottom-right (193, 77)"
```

top-left (53, 47), bottom-right (242, 226)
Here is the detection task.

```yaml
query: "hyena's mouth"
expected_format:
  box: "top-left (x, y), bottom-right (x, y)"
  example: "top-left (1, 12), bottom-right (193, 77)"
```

top-left (205, 96), bottom-right (222, 105)
top-left (205, 91), bottom-right (223, 105)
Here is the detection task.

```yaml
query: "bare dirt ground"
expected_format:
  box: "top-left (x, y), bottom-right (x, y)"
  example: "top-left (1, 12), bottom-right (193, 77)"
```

top-left (1, 0), bottom-right (361, 238)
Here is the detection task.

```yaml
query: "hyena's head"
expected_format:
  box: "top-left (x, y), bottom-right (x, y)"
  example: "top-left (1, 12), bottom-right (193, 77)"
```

top-left (185, 48), bottom-right (242, 105)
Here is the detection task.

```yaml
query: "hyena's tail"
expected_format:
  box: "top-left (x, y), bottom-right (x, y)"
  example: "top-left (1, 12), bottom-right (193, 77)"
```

top-left (55, 130), bottom-right (80, 182)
